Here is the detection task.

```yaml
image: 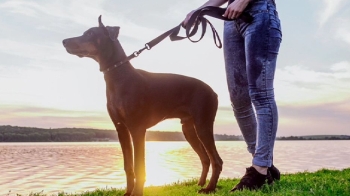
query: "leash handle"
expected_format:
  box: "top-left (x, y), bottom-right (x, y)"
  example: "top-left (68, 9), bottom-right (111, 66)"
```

top-left (146, 6), bottom-right (241, 50)
top-left (200, 6), bottom-right (253, 23)
top-left (183, 7), bottom-right (224, 47)
top-left (181, 6), bottom-right (252, 48)
top-left (143, 6), bottom-right (253, 50)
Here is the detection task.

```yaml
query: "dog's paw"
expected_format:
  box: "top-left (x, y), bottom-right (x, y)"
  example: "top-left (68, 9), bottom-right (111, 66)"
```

top-left (197, 181), bottom-right (206, 187)
top-left (129, 190), bottom-right (144, 196)
top-left (197, 188), bottom-right (216, 194)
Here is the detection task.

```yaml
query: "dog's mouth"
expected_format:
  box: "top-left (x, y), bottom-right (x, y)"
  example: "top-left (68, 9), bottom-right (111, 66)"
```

top-left (65, 48), bottom-right (91, 58)
top-left (63, 40), bottom-right (96, 58)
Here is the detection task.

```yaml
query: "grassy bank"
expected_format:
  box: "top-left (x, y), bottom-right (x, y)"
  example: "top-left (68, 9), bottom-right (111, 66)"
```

top-left (20, 168), bottom-right (350, 196)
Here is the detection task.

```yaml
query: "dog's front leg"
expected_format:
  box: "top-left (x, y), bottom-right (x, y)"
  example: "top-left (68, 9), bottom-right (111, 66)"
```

top-left (130, 130), bottom-right (146, 196)
top-left (117, 128), bottom-right (135, 196)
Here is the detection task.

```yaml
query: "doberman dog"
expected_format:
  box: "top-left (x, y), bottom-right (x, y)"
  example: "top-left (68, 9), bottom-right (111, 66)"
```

top-left (62, 16), bottom-right (223, 196)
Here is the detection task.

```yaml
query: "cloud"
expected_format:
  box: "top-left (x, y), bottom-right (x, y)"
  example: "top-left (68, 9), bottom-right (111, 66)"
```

top-left (0, 0), bottom-right (175, 53)
top-left (0, 0), bottom-right (106, 27)
top-left (278, 100), bottom-right (350, 136)
top-left (275, 61), bottom-right (350, 105)
top-left (318, 0), bottom-right (346, 27)
top-left (0, 105), bottom-right (113, 129)
top-left (335, 23), bottom-right (350, 45)
top-left (0, 40), bottom-right (64, 64)
top-left (217, 99), bottom-right (350, 136)
top-left (0, 1), bottom-right (38, 17)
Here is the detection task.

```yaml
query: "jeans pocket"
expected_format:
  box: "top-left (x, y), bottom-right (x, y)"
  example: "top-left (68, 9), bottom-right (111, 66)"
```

top-left (269, 12), bottom-right (282, 39)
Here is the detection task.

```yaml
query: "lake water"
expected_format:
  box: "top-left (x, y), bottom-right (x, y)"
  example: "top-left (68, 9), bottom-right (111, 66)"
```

top-left (1, 141), bottom-right (349, 195)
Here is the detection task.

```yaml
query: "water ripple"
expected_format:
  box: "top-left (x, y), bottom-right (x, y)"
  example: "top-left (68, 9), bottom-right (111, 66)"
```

top-left (0, 141), bottom-right (349, 195)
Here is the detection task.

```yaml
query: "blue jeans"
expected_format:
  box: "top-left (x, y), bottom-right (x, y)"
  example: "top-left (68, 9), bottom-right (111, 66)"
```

top-left (223, 0), bottom-right (282, 167)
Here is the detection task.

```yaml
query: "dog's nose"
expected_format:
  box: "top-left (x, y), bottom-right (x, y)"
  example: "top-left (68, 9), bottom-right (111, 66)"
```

top-left (62, 39), bottom-right (67, 46)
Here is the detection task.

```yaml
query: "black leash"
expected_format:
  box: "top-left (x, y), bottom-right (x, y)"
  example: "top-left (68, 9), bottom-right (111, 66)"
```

top-left (102, 6), bottom-right (253, 74)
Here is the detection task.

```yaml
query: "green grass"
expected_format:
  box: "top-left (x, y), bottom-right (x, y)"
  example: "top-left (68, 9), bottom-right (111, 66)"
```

top-left (16, 168), bottom-right (350, 196)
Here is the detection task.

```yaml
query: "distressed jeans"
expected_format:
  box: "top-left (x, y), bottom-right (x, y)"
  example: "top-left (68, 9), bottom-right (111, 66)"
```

top-left (223, 0), bottom-right (282, 167)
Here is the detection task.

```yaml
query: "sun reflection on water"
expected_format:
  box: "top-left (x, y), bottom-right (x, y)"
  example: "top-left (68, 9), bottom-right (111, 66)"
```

top-left (144, 141), bottom-right (201, 186)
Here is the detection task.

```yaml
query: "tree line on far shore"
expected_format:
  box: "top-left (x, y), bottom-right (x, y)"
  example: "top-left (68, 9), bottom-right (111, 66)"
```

top-left (0, 125), bottom-right (349, 142)
top-left (0, 125), bottom-right (117, 142)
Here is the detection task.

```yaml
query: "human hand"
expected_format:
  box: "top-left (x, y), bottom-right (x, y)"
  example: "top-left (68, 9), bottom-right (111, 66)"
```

top-left (182, 10), bottom-right (196, 28)
top-left (223, 0), bottom-right (250, 19)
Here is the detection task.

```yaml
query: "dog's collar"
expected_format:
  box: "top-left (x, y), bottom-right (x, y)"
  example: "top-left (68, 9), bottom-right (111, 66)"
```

top-left (101, 44), bottom-right (150, 74)
top-left (101, 59), bottom-right (129, 74)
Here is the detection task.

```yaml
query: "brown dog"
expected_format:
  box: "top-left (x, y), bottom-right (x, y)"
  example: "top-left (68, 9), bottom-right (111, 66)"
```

top-left (62, 16), bottom-right (223, 196)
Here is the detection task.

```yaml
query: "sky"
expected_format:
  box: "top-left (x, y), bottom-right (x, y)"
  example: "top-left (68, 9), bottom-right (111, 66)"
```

top-left (0, 0), bottom-right (349, 136)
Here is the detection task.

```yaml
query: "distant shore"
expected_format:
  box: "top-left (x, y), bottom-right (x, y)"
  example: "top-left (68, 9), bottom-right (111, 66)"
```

top-left (1, 125), bottom-right (349, 142)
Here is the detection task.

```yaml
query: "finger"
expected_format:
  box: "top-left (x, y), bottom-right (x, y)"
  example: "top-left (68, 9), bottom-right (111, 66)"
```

top-left (230, 11), bottom-right (241, 19)
top-left (223, 9), bottom-right (229, 17)
top-left (229, 12), bottom-right (235, 19)
top-left (226, 9), bottom-right (234, 19)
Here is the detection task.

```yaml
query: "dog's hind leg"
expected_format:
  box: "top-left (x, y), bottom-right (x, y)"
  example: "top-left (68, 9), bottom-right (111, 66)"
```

top-left (194, 120), bottom-right (223, 194)
top-left (181, 118), bottom-right (210, 187)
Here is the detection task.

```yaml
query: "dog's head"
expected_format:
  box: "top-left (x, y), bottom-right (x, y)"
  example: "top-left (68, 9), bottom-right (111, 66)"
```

top-left (62, 15), bottom-right (120, 59)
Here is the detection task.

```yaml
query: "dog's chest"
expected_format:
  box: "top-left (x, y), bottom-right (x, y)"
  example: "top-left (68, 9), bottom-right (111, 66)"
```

top-left (107, 95), bottom-right (127, 117)
top-left (106, 89), bottom-right (147, 121)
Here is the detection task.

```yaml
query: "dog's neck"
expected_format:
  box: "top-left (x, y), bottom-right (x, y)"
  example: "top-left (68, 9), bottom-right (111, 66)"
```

top-left (100, 39), bottom-right (138, 87)
top-left (97, 39), bottom-right (128, 72)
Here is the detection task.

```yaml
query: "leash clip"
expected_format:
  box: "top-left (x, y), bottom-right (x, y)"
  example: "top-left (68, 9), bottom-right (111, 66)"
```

top-left (134, 44), bottom-right (151, 57)
top-left (145, 43), bottom-right (151, 50)
top-left (133, 51), bottom-right (140, 57)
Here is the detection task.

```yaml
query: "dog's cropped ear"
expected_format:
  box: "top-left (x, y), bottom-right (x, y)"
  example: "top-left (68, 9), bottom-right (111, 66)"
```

top-left (106, 26), bottom-right (120, 41)
top-left (98, 15), bottom-right (110, 37)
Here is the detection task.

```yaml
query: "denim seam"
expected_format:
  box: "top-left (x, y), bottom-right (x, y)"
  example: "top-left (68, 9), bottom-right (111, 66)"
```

top-left (265, 11), bottom-right (276, 163)
top-left (256, 11), bottom-right (274, 163)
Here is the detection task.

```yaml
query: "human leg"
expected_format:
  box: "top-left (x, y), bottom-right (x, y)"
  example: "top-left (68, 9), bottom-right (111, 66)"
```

top-left (229, 0), bottom-right (282, 191)
top-left (223, 20), bottom-right (257, 156)
top-left (244, 0), bottom-right (282, 169)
